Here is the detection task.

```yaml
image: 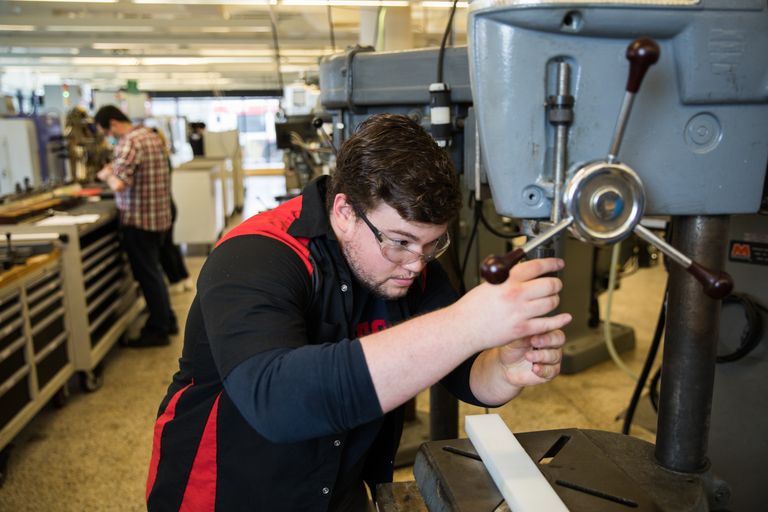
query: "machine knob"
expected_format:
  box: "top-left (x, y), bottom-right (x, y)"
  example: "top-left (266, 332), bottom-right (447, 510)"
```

top-left (687, 262), bottom-right (733, 299)
top-left (480, 248), bottom-right (526, 284)
top-left (312, 117), bottom-right (338, 156)
top-left (480, 217), bottom-right (574, 284)
top-left (625, 38), bottom-right (660, 93)
top-left (633, 225), bottom-right (733, 300)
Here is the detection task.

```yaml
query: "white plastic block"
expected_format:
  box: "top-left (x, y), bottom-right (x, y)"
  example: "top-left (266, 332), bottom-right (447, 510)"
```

top-left (465, 414), bottom-right (569, 512)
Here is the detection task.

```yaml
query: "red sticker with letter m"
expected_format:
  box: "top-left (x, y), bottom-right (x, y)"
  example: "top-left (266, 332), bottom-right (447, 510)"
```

top-left (729, 240), bottom-right (768, 266)
top-left (730, 243), bottom-right (751, 260)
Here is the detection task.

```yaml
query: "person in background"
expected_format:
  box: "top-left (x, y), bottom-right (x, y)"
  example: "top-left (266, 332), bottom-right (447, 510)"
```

top-left (188, 121), bottom-right (206, 157)
top-left (146, 114), bottom-right (571, 510)
top-left (95, 105), bottom-right (177, 347)
top-left (151, 127), bottom-right (193, 295)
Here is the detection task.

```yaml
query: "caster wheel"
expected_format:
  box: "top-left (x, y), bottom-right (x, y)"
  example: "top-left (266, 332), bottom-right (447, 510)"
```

top-left (79, 364), bottom-right (104, 392)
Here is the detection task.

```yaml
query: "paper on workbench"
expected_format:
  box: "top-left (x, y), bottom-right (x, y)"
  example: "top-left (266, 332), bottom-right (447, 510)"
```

top-left (35, 214), bottom-right (100, 226)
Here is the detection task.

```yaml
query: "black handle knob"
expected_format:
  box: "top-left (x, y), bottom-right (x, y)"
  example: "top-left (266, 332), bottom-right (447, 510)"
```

top-left (480, 248), bottom-right (526, 284)
top-left (625, 37), bottom-right (660, 93)
top-left (688, 262), bottom-right (734, 300)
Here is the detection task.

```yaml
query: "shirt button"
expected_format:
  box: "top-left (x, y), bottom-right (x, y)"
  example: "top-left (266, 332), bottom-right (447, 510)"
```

top-left (321, 487), bottom-right (330, 495)
top-left (340, 284), bottom-right (349, 292)
top-left (333, 439), bottom-right (341, 447)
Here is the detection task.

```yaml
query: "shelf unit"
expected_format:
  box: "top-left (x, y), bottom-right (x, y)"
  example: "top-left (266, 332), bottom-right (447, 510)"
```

top-left (3, 200), bottom-right (144, 388)
top-left (0, 253), bottom-right (72, 456)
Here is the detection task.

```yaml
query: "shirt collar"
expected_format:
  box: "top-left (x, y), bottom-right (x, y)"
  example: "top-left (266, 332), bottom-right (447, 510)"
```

top-left (287, 175), bottom-right (336, 241)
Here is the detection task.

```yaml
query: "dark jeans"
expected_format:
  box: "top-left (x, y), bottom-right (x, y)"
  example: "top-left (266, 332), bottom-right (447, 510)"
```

top-left (159, 200), bottom-right (189, 284)
top-left (120, 225), bottom-right (176, 335)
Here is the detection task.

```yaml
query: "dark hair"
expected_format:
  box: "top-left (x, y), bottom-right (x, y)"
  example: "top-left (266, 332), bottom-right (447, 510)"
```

top-left (94, 105), bottom-right (130, 130)
top-left (327, 114), bottom-right (461, 225)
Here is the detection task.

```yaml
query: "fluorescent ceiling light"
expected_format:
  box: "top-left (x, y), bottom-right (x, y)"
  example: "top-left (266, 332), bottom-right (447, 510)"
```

top-left (45, 26), bottom-right (154, 33)
top-left (92, 43), bottom-right (180, 50)
top-left (198, 27), bottom-right (272, 33)
top-left (58, 56), bottom-right (275, 66)
top-left (133, 0), bottom-right (274, 4)
top-left (7, 47), bottom-right (79, 55)
top-left (0, 25), bottom-right (36, 31)
top-left (280, 64), bottom-right (320, 73)
top-left (420, 1), bottom-right (468, 6)
top-left (141, 56), bottom-right (274, 65)
top-left (168, 72), bottom-right (223, 79)
top-left (197, 48), bottom-right (329, 57)
top-left (282, 0), bottom-right (409, 6)
top-left (68, 57), bottom-right (141, 66)
top-left (13, 0), bottom-right (117, 3)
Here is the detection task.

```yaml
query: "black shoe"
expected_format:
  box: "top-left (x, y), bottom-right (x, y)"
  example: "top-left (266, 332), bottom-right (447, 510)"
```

top-left (168, 322), bottom-right (179, 336)
top-left (122, 333), bottom-right (170, 348)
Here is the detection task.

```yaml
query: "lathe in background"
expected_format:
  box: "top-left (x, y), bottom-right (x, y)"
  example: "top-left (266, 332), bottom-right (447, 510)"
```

top-left (0, 113), bottom-right (69, 197)
top-left (64, 106), bottom-right (111, 183)
top-left (273, 80), bottom-right (332, 195)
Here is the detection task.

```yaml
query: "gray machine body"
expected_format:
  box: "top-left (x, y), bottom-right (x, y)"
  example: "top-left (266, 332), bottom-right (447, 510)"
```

top-left (320, 46), bottom-right (473, 109)
top-left (319, 47), bottom-right (473, 142)
top-left (709, 213), bottom-right (768, 512)
top-left (468, 0), bottom-right (768, 217)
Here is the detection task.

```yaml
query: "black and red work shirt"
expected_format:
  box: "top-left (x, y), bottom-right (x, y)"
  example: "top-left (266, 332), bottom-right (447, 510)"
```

top-left (146, 176), bottom-right (486, 511)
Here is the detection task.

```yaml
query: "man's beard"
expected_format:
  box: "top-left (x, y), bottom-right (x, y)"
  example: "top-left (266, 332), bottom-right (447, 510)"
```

top-left (340, 240), bottom-right (411, 300)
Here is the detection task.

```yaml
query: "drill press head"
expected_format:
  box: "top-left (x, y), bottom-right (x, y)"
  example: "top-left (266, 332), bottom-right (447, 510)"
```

top-left (468, 0), bottom-right (768, 218)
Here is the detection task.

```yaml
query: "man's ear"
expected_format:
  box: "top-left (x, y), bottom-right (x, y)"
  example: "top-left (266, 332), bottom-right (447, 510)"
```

top-left (331, 193), bottom-right (356, 234)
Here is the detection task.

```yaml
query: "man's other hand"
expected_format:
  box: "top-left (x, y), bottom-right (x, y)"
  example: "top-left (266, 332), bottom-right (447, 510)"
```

top-left (498, 329), bottom-right (566, 387)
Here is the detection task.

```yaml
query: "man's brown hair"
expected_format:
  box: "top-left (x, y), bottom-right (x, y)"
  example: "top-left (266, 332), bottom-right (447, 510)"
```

top-left (327, 114), bottom-right (461, 225)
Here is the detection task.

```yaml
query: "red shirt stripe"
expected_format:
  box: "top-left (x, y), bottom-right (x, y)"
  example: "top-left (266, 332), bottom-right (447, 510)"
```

top-left (146, 382), bottom-right (193, 501)
top-left (179, 394), bottom-right (221, 512)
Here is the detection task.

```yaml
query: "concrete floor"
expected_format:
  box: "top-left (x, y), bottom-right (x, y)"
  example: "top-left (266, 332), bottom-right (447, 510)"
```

top-left (0, 177), bottom-right (668, 510)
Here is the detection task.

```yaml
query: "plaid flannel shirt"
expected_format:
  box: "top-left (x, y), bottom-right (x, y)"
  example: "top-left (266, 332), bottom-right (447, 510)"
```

top-left (111, 126), bottom-right (172, 232)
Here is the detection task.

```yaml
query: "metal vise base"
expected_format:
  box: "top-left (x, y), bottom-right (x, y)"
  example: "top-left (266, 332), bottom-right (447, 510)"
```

top-left (414, 429), bottom-right (708, 511)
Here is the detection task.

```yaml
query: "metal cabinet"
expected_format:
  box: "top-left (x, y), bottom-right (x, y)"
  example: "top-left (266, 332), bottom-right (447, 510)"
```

top-left (0, 255), bottom-right (73, 458)
top-left (3, 200), bottom-right (144, 390)
top-left (172, 161), bottom-right (227, 246)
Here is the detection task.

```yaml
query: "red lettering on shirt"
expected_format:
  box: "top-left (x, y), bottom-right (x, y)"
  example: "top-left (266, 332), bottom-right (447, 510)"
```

top-left (356, 319), bottom-right (388, 338)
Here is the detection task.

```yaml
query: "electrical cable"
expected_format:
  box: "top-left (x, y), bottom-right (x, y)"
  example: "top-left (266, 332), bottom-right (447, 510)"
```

top-left (376, 7), bottom-right (387, 50)
top-left (459, 199), bottom-right (482, 295)
top-left (622, 285), bottom-right (667, 435)
top-left (716, 293), bottom-right (765, 363)
top-left (327, 5), bottom-right (336, 52)
top-left (648, 366), bottom-right (661, 412)
top-left (436, 0), bottom-right (460, 83)
top-left (267, 4), bottom-right (284, 91)
top-left (604, 242), bottom-right (638, 381)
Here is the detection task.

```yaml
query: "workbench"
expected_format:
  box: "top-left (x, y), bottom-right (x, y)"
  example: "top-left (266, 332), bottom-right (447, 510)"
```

top-left (1, 199), bottom-right (143, 391)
